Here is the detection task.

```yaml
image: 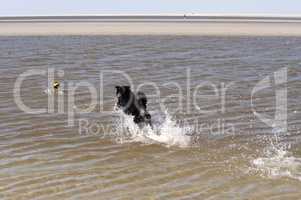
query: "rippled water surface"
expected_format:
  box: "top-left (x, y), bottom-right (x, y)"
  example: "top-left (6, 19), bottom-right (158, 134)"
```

top-left (1, 36), bottom-right (301, 199)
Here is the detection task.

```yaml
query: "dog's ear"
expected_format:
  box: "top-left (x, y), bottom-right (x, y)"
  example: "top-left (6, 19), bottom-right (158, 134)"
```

top-left (116, 86), bottom-right (131, 95)
top-left (115, 86), bottom-right (121, 95)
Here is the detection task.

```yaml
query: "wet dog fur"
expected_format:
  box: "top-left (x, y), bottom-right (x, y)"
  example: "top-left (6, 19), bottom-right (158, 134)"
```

top-left (115, 86), bottom-right (152, 128)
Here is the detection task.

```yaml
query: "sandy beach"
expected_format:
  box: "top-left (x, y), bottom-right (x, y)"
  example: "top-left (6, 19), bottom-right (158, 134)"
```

top-left (1, 21), bottom-right (301, 36)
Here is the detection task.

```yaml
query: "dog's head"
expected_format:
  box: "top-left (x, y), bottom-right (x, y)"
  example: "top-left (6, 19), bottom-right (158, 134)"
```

top-left (115, 85), bottom-right (133, 108)
top-left (115, 86), bottom-right (131, 97)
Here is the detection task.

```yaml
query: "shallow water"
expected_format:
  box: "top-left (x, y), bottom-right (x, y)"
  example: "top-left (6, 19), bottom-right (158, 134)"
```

top-left (0, 36), bottom-right (301, 199)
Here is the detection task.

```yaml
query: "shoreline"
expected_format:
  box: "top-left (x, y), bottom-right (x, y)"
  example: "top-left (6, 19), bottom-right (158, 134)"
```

top-left (1, 22), bottom-right (301, 36)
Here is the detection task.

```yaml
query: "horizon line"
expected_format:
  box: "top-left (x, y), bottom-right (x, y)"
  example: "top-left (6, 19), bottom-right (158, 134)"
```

top-left (2, 13), bottom-right (301, 18)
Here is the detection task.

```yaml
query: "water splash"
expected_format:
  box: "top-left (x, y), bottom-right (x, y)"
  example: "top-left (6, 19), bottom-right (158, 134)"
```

top-left (113, 110), bottom-right (192, 148)
top-left (44, 88), bottom-right (53, 95)
top-left (44, 88), bottom-right (64, 95)
top-left (252, 140), bottom-right (301, 181)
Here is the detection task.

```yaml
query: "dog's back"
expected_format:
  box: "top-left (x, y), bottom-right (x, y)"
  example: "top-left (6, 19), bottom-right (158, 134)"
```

top-left (136, 91), bottom-right (147, 110)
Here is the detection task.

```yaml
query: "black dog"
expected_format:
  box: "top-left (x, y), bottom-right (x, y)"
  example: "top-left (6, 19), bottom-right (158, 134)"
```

top-left (115, 86), bottom-right (152, 128)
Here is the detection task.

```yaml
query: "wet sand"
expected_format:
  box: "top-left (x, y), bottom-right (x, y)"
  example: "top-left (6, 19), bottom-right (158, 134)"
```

top-left (1, 22), bottom-right (301, 36)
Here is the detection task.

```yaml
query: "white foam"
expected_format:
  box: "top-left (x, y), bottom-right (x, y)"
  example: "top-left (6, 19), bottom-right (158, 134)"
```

top-left (44, 88), bottom-right (64, 95)
top-left (252, 141), bottom-right (301, 181)
top-left (44, 88), bottom-right (53, 95)
top-left (113, 109), bottom-right (192, 148)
